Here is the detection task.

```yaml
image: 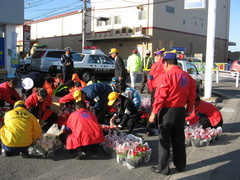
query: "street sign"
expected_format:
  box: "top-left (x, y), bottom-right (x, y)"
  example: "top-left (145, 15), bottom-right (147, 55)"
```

top-left (184, 0), bottom-right (206, 9)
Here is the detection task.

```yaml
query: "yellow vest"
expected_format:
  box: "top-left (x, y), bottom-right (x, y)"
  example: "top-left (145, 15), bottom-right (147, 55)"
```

top-left (0, 107), bottom-right (42, 147)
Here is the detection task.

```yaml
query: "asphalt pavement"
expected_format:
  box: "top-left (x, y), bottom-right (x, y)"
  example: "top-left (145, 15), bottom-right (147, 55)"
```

top-left (0, 73), bottom-right (240, 180)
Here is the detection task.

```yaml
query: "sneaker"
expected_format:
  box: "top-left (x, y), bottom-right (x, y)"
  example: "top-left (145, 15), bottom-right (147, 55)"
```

top-left (75, 150), bottom-right (87, 160)
top-left (20, 151), bottom-right (29, 158)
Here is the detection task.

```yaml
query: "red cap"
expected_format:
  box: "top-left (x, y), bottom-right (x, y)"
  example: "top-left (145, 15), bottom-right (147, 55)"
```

top-left (132, 50), bottom-right (137, 54)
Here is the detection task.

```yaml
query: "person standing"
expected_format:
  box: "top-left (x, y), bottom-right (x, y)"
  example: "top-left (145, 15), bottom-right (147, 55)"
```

top-left (149, 51), bottom-right (196, 175)
top-left (0, 101), bottom-right (42, 158)
top-left (127, 49), bottom-right (141, 89)
top-left (146, 48), bottom-right (165, 136)
top-left (139, 50), bottom-right (154, 93)
top-left (109, 48), bottom-right (127, 84)
top-left (61, 48), bottom-right (74, 82)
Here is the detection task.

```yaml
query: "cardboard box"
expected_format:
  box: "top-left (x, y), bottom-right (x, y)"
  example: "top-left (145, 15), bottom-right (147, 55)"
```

top-left (51, 96), bottom-right (61, 114)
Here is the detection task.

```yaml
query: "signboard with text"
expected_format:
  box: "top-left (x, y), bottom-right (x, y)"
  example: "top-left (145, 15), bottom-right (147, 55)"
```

top-left (23, 25), bottom-right (31, 53)
top-left (0, 37), bottom-right (4, 66)
top-left (184, 0), bottom-right (206, 9)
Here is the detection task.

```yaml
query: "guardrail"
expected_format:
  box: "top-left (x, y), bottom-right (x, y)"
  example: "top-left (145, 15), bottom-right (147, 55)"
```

top-left (216, 70), bottom-right (239, 87)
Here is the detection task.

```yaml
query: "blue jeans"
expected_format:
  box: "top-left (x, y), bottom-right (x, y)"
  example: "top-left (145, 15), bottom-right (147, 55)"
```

top-left (1, 143), bottom-right (29, 153)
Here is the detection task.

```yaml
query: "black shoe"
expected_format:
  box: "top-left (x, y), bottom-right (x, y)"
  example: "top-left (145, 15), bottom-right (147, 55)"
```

top-left (151, 165), bottom-right (170, 175)
top-left (1, 149), bottom-right (11, 157)
top-left (146, 130), bottom-right (153, 137)
top-left (75, 150), bottom-right (87, 160)
top-left (20, 151), bottom-right (29, 158)
top-left (176, 167), bottom-right (185, 172)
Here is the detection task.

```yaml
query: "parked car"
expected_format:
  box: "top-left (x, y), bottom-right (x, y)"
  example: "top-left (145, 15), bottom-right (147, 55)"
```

top-left (178, 59), bottom-right (203, 93)
top-left (49, 47), bottom-right (115, 82)
top-left (31, 49), bottom-right (76, 72)
top-left (14, 55), bottom-right (32, 76)
top-left (230, 60), bottom-right (240, 75)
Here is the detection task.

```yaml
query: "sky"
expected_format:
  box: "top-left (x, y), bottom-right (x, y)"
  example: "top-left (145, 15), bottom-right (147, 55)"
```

top-left (24, 0), bottom-right (240, 52)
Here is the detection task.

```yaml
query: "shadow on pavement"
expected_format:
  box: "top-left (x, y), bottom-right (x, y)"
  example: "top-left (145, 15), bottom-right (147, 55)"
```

top-left (178, 149), bottom-right (240, 180)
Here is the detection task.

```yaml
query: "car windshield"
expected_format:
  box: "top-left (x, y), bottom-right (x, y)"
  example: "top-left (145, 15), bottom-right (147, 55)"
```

top-left (186, 63), bottom-right (198, 75)
top-left (72, 53), bottom-right (85, 62)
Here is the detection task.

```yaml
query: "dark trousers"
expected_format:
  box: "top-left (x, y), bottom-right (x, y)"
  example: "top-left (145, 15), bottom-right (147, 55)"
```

top-left (62, 67), bottom-right (73, 82)
top-left (119, 117), bottom-right (136, 133)
top-left (94, 101), bottom-right (107, 124)
top-left (157, 107), bottom-right (186, 173)
top-left (140, 71), bottom-right (150, 92)
top-left (199, 115), bottom-right (223, 129)
top-left (147, 88), bottom-right (158, 132)
top-left (28, 106), bottom-right (58, 133)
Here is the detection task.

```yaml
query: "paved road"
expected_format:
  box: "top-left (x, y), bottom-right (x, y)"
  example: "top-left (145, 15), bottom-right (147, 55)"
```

top-left (0, 72), bottom-right (240, 180)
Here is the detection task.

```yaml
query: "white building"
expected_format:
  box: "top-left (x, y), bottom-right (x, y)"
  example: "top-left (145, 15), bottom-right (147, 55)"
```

top-left (17, 0), bottom-right (230, 62)
top-left (0, 0), bottom-right (24, 74)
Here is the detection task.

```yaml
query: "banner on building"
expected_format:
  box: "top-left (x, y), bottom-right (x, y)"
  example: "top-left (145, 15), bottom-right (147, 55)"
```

top-left (23, 25), bottom-right (31, 53)
top-left (0, 37), bottom-right (4, 66)
top-left (184, 0), bottom-right (206, 9)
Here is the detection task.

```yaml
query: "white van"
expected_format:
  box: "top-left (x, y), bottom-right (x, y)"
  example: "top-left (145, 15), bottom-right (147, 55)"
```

top-left (31, 49), bottom-right (76, 73)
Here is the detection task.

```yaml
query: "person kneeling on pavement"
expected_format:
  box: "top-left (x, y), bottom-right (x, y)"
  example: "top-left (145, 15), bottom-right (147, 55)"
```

top-left (186, 95), bottom-right (223, 129)
top-left (0, 101), bottom-right (42, 158)
top-left (108, 92), bottom-right (138, 133)
top-left (59, 101), bottom-right (104, 160)
top-left (25, 88), bottom-right (58, 133)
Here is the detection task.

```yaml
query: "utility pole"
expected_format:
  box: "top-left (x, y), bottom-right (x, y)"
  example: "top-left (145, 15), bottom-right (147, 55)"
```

top-left (82, 0), bottom-right (87, 49)
top-left (204, 0), bottom-right (217, 99)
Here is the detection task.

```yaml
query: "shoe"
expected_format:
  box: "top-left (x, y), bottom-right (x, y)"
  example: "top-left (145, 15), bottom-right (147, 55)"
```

top-left (151, 165), bottom-right (170, 175)
top-left (75, 150), bottom-right (87, 160)
top-left (20, 151), bottom-right (29, 158)
top-left (176, 167), bottom-right (185, 172)
top-left (1, 149), bottom-right (11, 157)
top-left (146, 130), bottom-right (153, 137)
top-left (140, 90), bottom-right (143, 94)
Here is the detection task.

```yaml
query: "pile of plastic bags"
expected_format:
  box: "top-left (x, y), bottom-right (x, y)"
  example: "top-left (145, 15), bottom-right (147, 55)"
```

top-left (184, 124), bottom-right (223, 147)
top-left (103, 131), bottom-right (151, 169)
top-left (28, 124), bottom-right (63, 157)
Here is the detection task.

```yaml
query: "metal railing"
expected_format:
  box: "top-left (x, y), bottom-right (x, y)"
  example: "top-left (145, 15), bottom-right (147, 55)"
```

top-left (216, 70), bottom-right (239, 87)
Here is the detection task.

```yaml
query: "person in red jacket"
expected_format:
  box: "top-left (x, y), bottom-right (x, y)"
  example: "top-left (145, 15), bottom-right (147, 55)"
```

top-left (146, 48), bottom-right (165, 136)
top-left (186, 95), bottom-right (223, 129)
top-left (0, 79), bottom-right (21, 109)
top-left (59, 101), bottom-right (104, 160)
top-left (58, 82), bottom-right (82, 104)
top-left (149, 51), bottom-right (196, 175)
top-left (25, 88), bottom-right (58, 133)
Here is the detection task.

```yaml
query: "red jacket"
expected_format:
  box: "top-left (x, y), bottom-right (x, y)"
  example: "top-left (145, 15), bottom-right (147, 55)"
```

top-left (66, 108), bottom-right (104, 150)
top-left (59, 87), bottom-right (82, 103)
top-left (53, 78), bottom-right (64, 89)
top-left (0, 81), bottom-right (21, 105)
top-left (43, 80), bottom-right (53, 96)
top-left (186, 100), bottom-right (222, 126)
top-left (152, 66), bottom-right (196, 114)
top-left (147, 60), bottom-right (165, 92)
top-left (25, 92), bottom-right (53, 121)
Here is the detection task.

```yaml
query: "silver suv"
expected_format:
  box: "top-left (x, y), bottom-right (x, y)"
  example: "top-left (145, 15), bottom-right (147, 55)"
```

top-left (31, 49), bottom-right (76, 72)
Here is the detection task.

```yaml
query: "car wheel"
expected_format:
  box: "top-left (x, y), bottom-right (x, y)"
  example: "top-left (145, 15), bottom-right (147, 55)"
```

top-left (25, 64), bottom-right (31, 72)
top-left (81, 70), bottom-right (91, 82)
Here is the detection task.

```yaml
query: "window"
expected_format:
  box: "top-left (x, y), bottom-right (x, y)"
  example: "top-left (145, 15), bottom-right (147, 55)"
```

top-left (166, 5), bottom-right (175, 14)
top-left (115, 29), bottom-right (120, 34)
top-left (186, 63), bottom-right (198, 75)
top-left (46, 51), bottom-right (65, 58)
top-left (89, 55), bottom-right (101, 64)
top-left (122, 28), bottom-right (126, 34)
top-left (72, 53), bottom-right (84, 62)
top-left (97, 20), bottom-right (102, 27)
top-left (114, 16), bottom-right (121, 24)
top-left (194, 21), bottom-right (197, 26)
top-left (100, 56), bottom-right (114, 64)
top-left (105, 17), bottom-right (111, 25)
top-left (138, 11), bottom-right (146, 20)
top-left (183, 19), bottom-right (185, 24)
